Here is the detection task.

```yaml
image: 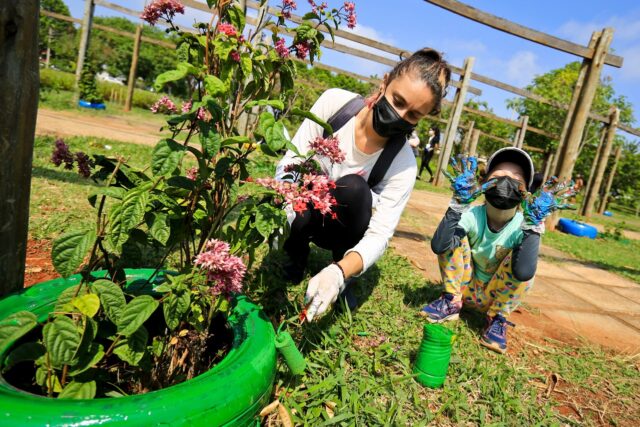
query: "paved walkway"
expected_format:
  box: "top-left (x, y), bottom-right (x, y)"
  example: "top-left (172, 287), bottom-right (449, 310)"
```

top-left (392, 190), bottom-right (640, 353)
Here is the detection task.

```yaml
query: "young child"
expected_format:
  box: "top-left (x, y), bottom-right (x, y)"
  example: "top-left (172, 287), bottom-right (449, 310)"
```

top-left (420, 147), bottom-right (574, 353)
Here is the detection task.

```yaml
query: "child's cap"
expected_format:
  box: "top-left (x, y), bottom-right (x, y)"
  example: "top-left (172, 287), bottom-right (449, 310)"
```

top-left (486, 147), bottom-right (534, 189)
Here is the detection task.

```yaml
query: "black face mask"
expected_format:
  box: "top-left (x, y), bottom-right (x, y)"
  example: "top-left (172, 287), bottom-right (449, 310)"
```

top-left (372, 94), bottom-right (416, 137)
top-left (485, 176), bottom-right (524, 210)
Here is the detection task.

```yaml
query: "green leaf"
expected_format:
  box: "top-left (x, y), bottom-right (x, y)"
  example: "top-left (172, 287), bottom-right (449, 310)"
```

top-left (244, 99), bottom-right (285, 111)
top-left (199, 122), bottom-right (223, 158)
top-left (215, 157), bottom-right (234, 178)
top-left (51, 228), bottom-right (97, 278)
top-left (58, 381), bottom-right (96, 399)
top-left (222, 135), bottom-right (250, 146)
top-left (113, 326), bottom-right (148, 366)
top-left (3, 342), bottom-right (45, 371)
top-left (68, 343), bottom-right (104, 376)
top-left (154, 62), bottom-right (199, 91)
top-left (55, 285), bottom-right (87, 313)
top-left (107, 182), bottom-right (153, 252)
top-left (291, 107), bottom-right (333, 135)
top-left (206, 0), bottom-right (216, 8)
top-left (117, 296), bottom-right (159, 337)
top-left (43, 316), bottom-right (82, 367)
top-left (0, 311), bottom-right (39, 354)
top-left (204, 75), bottom-right (227, 97)
top-left (227, 6), bottom-right (246, 31)
top-left (254, 204), bottom-right (287, 239)
top-left (163, 292), bottom-right (191, 330)
top-left (240, 54), bottom-right (252, 77)
top-left (149, 213), bottom-right (170, 245)
top-left (71, 294), bottom-right (100, 318)
top-left (88, 187), bottom-right (126, 207)
top-left (91, 280), bottom-right (126, 323)
top-left (152, 139), bottom-right (186, 176)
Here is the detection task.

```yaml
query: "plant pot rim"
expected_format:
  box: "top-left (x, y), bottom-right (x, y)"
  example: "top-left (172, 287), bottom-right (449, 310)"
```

top-left (0, 269), bottom-right (276, 426)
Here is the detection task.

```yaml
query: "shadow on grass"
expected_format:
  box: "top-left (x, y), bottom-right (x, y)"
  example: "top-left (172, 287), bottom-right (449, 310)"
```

top-left (32, 166), bottom-right (96, 187)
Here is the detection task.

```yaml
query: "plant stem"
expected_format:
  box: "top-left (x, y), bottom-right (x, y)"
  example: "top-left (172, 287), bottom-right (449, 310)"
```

top-left (104, 335), bottom-right (122, 358)
top-left (60, 364), bottom-right (68, 387)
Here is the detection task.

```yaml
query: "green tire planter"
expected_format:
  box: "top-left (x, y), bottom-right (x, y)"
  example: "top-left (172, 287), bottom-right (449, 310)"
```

top-left (0, 269), bottom-right (276, 426)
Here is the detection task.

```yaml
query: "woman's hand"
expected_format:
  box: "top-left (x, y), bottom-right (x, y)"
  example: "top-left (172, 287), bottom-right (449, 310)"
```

top-left (521, 176), bottom-right (576, 232)
top-left (443, 155), bottom-right (496, 210)
top-left (304, 264), bottom-right (345, 322)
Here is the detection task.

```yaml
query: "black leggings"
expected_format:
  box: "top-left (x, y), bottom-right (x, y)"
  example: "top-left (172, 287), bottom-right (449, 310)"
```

top-left (419, 151), bottom-right (435, 179)
top-left (284, 174), bottom-right (372, 263)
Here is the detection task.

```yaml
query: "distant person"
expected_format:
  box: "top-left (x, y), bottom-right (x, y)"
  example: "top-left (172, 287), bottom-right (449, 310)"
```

top-left (408, 131), bottom-right (420, 158)
top-left (419, 148), bottom-right (576, 353)
top-left (417, 125), bottom-right (440, 181)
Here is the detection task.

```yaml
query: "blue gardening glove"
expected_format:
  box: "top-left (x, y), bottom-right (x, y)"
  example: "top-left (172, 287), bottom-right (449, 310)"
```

top-left (521, 176), bottom-right (577, 233)
top-left (443, 155), bottom-right (496, 212)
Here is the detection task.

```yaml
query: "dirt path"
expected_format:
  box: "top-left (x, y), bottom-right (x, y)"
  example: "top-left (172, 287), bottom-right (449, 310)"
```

top-left (36, 108), bottom-right (163, 146)
top-left (393, 190), bottom-right (640, 353)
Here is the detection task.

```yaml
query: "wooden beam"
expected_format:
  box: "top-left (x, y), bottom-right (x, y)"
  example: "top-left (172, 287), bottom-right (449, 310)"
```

top-left (515, 115), bottom-right (528, 148)
top-left (556, 29), bottom-right (613, 181)
top-left (434, 56), bottom-right (475, 186)
top-left (41, 10), bottom-right (176, 48)
top-left (580, 124), bottom-right (607, 214)
top-left (598, 144), bottom-right (622, 214)
top-left (468, 129), bottom-right (480, 157)
top-left (423, 0), bottom-right (623, 68)
top-left (124, 25), bottom-right (143, 111)
top-left (460, 120), bottom-right (475, 153)
top-left (0, 0), bottom-right (39, 295)
top-left (581, 107), bottom-right (619, 217)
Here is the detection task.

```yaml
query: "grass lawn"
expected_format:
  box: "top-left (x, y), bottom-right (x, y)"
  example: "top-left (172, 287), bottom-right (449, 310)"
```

top-left (543, 230), bottom-right (640, 284)
top-left (26, 136), bottom-right (640, 425)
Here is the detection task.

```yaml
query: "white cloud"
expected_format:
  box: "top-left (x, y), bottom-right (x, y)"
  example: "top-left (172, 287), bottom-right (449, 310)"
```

top-left (620, 45), bottom-right (640, 80)
top-left (505, 51), bottom-right (541, 86)
top-left (558, 15), bottom-right (640, 43)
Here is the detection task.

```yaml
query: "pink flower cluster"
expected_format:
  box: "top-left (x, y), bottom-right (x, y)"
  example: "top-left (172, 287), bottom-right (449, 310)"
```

top-left (309, 136), bottom-right (345, 163)
top-left (186, 166), bottom-right (198, 181)
top-left (281, 0), bottom-right (297, 19)
top-left (194, 239), bottom-right (247, 296)
top-left (275, 38), bottom-right (290, 58)
top-left (308, 0), bottom-right (328, 13)
top-left (218, 22), bottom-right (237, 37)
top-left (140, 0), bottom-right (185, 26)
top-left (181, 99), bottom-right (192, 113)
top-left (256, 174), bottom-right (337, 218)
top-left (151, 96), bottom-right (177, 114)
top-left (51, 139), bottom-right (93, 178)
top-left (230, 51), bottom-right (241, 62)
top-left (344, 1), bottom-right (356, 28)
top-left (295, 41), bottom-right (310, 59)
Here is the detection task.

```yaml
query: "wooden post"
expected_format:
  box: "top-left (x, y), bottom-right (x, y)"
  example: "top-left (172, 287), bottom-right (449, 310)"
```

top-left (460, 120), bottom-right (474, 154)
top-left (581, 107), bottom-right (619, 218)
top-left (515, 115), bottom-right (528, 148)
top-left (124, 25), bottom-right (143, 112)
top-left (551, 32), bottom-right (599, 175)
top-left (468, 129), bottom-right (480, 157)
top-left (580, 124), bottom-right (606, 215)
top-left (74, 0), bottom-right (95, 101)
top-left (434, 56), bottom-right (475, 186)
top-left (597, 144), bottom-right (622, 214)
top-left (0, 0), bottom-right (40, 295)
top-left (542, 152), bottom-right (554, 180)
top-left (555, 29), bottom-right (613, 180)
top-left (45, 26), bottom-right (53, 69)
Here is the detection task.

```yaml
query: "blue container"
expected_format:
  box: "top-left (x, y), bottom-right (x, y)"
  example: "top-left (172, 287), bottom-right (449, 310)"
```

top-left (557, 218), bottom-right (598, 239)
top-left (603, 211), bottom-right (613, 217)
top-left (78, 99), bottom-right (106, 110)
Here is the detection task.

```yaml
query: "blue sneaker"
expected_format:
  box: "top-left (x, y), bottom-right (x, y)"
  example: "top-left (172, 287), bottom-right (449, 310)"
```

top-left (481, 314), bottom-right (515, 354)
top-left (419, 293), bottom-right (462, 323)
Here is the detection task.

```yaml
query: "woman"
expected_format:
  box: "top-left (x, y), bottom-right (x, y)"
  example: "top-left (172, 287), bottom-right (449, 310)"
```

top-left (275, 48), bottom-right (451, 322)
top-left (417, 125), bottom-right (440, 181)
top-left (420, 148), bottom-right (574, 353)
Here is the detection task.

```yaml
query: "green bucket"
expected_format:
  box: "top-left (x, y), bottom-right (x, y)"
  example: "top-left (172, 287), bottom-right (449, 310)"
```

top-left (413, 323), bottom-right (456, 388)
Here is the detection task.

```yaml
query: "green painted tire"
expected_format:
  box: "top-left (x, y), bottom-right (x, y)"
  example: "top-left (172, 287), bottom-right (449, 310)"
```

top-left (0, 269), bottom-right (276, 426)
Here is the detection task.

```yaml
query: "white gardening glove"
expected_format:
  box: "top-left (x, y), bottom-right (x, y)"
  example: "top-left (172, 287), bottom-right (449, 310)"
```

top-left (304, 264), bottom-right (345, 322)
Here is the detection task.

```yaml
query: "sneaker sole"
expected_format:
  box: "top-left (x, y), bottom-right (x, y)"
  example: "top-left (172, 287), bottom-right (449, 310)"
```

top-left (480, 338), bottom-right (507, 354)
top-left (418, 311), bottom-right (459, 323)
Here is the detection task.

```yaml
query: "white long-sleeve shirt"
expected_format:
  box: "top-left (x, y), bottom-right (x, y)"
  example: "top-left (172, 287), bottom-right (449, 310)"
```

top-left (275, 88), bottom-right (417, 274)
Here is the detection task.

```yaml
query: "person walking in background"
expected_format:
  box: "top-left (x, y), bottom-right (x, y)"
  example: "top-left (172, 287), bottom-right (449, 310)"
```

top-left (418, 125), bottom-right (440, 181)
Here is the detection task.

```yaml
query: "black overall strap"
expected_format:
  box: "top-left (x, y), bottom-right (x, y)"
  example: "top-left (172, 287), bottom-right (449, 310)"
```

top-left (322, 95), bottom-right (406, 189)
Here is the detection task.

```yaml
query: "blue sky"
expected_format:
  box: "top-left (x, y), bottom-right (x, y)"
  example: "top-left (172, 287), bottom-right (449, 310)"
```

top-left (67, 0), bottom-right (640, 142)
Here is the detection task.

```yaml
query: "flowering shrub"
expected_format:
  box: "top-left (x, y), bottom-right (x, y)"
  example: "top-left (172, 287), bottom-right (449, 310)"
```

top-left (17, 0), bottom-right (357, 399)
top-left (51, 138), bottom-right (94, 178)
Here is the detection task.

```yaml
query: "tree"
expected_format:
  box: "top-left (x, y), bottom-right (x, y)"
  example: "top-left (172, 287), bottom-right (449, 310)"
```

top-left (40, 0), bottom-right (77, 71)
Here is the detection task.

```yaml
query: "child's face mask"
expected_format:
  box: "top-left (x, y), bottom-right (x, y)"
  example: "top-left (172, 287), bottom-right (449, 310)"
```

top-left (485, 176), bottom-right (523, 210)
